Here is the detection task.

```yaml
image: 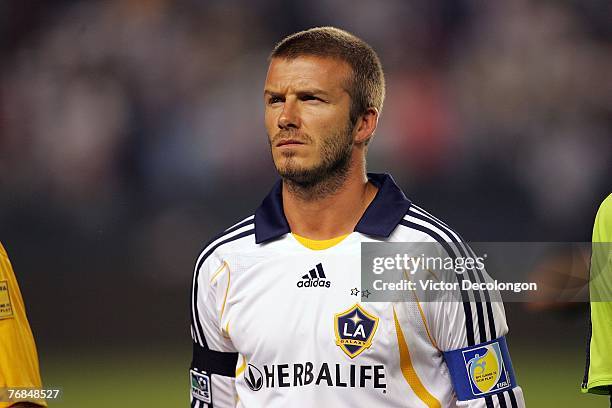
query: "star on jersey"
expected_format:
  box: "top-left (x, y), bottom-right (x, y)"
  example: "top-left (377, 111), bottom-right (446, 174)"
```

top-left (349, 312), bottom-right (362, 325)
top-left (350, 288), bottom-right (360, 296)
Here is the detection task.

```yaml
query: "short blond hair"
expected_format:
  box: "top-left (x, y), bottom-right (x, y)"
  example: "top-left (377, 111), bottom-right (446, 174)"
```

top-left (270, 27), bottom-right (385, 127)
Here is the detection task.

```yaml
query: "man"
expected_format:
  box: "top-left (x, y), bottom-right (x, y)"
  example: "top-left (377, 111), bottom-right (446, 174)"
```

top-left (0, 242), bottom-right (46, 408)
top-left (190, 27), bottom-right (525, 407)
top-left (582, 193), bottom-right (612, 404)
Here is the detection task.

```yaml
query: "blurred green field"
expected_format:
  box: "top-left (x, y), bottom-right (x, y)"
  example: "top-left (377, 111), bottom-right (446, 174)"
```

top-left (40, 347), bottom-right (607, 407)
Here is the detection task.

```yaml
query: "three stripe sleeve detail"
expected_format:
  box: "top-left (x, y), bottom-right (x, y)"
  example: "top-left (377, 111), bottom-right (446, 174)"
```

top-left (399, 205), bottom-right (498, 346)
top-left (191, 216), bottom-right (255, 347)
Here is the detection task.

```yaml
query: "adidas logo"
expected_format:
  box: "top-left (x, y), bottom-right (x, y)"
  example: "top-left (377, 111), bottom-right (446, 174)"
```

top-left (297, 263), bottom-right (331, 288)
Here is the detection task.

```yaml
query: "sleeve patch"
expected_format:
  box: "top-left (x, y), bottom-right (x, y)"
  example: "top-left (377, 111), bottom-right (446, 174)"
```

top-left (443, 337), bottom-right (517, 400)
top-left (0, 280), bottom-right (14, 318)
top-left (190, 369), bottom-right (212, 403)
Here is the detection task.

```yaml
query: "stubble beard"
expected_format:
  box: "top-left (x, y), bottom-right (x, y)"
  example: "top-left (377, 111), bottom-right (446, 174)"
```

top-left (272, 124), bottom-right (354, 201)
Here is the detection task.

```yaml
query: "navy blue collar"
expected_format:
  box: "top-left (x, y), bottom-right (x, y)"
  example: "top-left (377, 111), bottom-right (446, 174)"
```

top-left (254, 173), bottom-right (412, 244)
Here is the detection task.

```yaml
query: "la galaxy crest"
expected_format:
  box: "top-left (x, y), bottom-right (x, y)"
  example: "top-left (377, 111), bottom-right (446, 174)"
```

top-left (334, 304), bottom-right (379, 358)
top-left (463, 341), bottom-right (510, 395)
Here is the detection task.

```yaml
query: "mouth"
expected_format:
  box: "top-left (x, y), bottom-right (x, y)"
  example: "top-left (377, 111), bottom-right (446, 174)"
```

top-left (276, 139), bottom-right (306, 148)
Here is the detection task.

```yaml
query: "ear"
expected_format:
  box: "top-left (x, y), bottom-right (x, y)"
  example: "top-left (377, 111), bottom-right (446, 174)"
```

top-left (353, 107), bottom-right (379, 145)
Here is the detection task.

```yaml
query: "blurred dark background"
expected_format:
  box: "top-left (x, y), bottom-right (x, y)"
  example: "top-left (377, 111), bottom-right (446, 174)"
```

top-left (0, 0), bottom-right (610, 406)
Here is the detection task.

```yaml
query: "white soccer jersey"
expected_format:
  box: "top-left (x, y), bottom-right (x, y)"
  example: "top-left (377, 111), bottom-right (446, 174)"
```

top-left (190, 173), bottom-right (525, 408)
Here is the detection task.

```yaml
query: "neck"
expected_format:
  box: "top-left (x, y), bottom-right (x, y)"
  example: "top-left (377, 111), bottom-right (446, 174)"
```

top-left (282, 155), bottom-right (377, 240)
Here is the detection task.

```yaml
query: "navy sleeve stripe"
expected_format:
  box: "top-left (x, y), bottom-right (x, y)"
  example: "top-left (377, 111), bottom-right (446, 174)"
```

top-left (191, 229), bottom-right (255, 346)
top-left (498, 392), bottom-right (508, 408)
top-left (508, 388), bottom-right (519, 408)
top-left (407, 208), bottom-right (497, 342)
top-left (208, 218), bottom-right (255, 251)
top-left (225, 215), bottom-right (255, 231)
top-left (398, 219), bottom-right (476, 346)
top-left (406, 211), bottom-right (488, 344)
top-left (463, 243), bottom-right (497, 340)
top-left (223, 217), bottom-right (255, 235)
top-left (485, 395), bottom-right (495, 408)
top-left (193, 217), bottom-right (255, 268)
top-left (411, 204), bottom-right (451, 228)
top-left (485, 295), bottom-right (497, 340)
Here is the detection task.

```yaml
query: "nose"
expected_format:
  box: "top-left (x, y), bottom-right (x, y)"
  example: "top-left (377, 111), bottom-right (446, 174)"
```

top-left (278, 99), bottom-right (300, 130)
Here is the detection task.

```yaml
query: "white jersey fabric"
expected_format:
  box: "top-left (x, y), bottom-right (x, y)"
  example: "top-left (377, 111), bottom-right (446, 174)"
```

top-left (190, 173), bottom-right (525, 407)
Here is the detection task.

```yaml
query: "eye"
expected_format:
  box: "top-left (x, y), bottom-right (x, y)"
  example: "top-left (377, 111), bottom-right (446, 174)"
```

top-left (267, 96), bottom-right (283, 105)
top-left (300, 95), bottom-right (320, 102)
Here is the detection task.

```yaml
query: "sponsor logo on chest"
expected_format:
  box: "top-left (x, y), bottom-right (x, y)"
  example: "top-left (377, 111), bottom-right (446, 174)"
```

top-left (296, 263), bottom-right (331, 288)
top-left (244, 362), bottom-right (386, 391)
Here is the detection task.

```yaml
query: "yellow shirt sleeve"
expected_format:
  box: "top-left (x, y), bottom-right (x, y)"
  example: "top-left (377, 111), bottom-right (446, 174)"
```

top-left (0, 243), bottom-right (47, 407)
top-left (586, 193), bottom-right (612, 394)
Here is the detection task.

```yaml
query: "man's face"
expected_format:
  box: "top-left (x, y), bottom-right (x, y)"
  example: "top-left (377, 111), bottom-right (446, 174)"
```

top-left (264, 56), bottom-right (355, 186)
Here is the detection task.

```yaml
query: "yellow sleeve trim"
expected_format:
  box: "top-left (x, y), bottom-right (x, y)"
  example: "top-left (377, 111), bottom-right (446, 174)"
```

top-left (210, 261), bottom-right (229, 284)
top-left (292, 233), bottom-right (350, 250)
top-left (221, 321), bottom-right (231, 339)
top-left (416, 300), bottom-right (440, 352)
top-left (401, 269), bottom-right (440, 351)
top-left (236, 355), bottom-right (247, 377)
top-left (393, 307), bottom-right (441, 408)
top-left (220, 264), bottom-right (231, 320)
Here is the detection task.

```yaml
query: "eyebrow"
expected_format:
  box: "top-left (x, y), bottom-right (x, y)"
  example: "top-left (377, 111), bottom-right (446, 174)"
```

top-left (264, 88), bottom-right (330, 97)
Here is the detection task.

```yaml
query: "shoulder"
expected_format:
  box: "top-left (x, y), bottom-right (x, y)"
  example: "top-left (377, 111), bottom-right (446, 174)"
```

top-left (0, 242), bottom-right (7, 277)
top-left (594, 193), bottom-right (612, 242)
top-left (596, 193), bottom-right (612, 219)
top-left (194, 214), bottom-right (257, 273)
top-left (390, 203), bottom-right (477, 259)
top-left (392, 203), bottom-right (465, 244)
top-left (0, 242), bottom-right (11, 270)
